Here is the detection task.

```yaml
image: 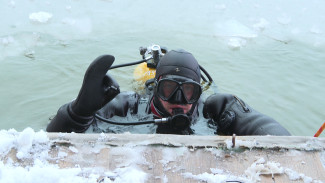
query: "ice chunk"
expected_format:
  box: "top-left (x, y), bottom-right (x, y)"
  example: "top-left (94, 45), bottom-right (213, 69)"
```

top-left (253, 18), bottom-right (269, 32)
top-left (310, 26), bottom-right (323, 34)
top-left (277, 14), bottom-right (291, 25)
top-left (1, 36), bottom-right (15, 46)
top-left (215, 4), bottom-right (226, 10)
top-left (29, 12), bottom-right (53, 23)
top-left (215, 19), bottom-right (257, 38)
top-left (228, 38), bottom-right (246, 50)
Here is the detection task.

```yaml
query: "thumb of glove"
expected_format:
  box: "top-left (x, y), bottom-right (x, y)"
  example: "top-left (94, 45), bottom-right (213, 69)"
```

top-left (102, 74), bottom-right (120, 105)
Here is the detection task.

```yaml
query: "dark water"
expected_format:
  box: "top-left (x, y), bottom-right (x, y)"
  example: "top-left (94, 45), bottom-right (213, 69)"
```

top-left (1, 0), bottom-right (324, 136)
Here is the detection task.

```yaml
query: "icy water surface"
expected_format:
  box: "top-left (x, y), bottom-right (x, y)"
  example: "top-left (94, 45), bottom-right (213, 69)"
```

top-left (0, 0), bottom-right (325, 136)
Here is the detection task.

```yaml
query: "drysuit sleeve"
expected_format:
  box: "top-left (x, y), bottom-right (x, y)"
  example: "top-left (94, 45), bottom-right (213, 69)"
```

top-left (46, 102), bottom-right (94, 133)
top-left (46, 92), bottom-right (139, 133)
top-left (203, 93), bottom-right (291, 136)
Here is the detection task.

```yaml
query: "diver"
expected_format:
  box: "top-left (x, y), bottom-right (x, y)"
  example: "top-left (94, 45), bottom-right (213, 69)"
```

top-left (46, 48), bottom-right (291, 136)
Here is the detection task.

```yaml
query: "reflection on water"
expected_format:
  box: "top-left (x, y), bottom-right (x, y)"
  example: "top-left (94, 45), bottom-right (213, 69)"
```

top-left (0, 0), bottom-right (325, 136)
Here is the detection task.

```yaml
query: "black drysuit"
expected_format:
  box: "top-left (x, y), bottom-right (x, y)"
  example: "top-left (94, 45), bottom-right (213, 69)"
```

top-left (46, 92), bottom-right (291, 136)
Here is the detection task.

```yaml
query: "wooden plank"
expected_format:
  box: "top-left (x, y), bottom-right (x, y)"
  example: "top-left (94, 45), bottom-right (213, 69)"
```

top-left (3, 133), bottom-right (325, 182)
top-left (47, 145), bottom-right (324, 182)
top-left (48, 134), bottom-right (325, 182)
top-left (46, 133), bottom-right (325, 150)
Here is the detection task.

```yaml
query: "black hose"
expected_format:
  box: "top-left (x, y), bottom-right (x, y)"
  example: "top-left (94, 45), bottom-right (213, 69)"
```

top-left (145, 78), bottom-right (155, 87)
top-left (199, 65), bottom-right (213, 83)
top-left (109, 58), bottom-right (213, 84)
top-left (109, 59), bottom-right (148, 70)
top-left (95, 114), bottom-right (155, 125)
top-left (201, 74), bottom-right (207, 82)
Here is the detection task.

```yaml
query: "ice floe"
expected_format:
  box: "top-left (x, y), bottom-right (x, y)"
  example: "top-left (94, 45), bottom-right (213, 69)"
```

top-left (29, 12), bottom-right (53, 24)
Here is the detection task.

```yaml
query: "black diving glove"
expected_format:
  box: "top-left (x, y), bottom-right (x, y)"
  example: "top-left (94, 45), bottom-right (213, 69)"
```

top-left (203, 93), bottom-right (291, 136)
top-left (70, 55), bottom-right (120, 117)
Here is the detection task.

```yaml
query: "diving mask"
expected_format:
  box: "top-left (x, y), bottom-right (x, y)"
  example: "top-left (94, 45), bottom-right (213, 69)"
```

top-left (155, 75), bottom-right (202, 104)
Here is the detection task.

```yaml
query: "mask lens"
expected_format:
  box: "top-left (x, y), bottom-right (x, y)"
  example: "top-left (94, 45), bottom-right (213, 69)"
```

top-left (182, 83), bottom-right (194, 100)
top-left (181, 83), bottom-right (201, 103)
top-left (158, 80), bottom-right (178, 100)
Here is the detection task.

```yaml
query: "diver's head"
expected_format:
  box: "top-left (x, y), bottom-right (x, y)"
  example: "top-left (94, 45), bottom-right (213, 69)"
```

top-left (155, 49), bottom-right (201, 82)
top-left (153, 49), bottom-right (202, 117)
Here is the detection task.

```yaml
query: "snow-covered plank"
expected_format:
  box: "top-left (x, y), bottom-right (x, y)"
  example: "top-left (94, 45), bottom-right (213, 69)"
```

top-left (1, 129), bottom-right (324, 182)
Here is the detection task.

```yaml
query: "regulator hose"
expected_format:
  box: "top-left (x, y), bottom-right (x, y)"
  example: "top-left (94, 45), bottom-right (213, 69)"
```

top-left (109, 58), bottom-right (148, 70)
top-left (108, 59), bottom-right (213, 84)
top-left (95, 113), bottom-right (190, 131)
top-left (95, 114), bottom-right (156, 125)
top-left (199, 65), bottom-right (213, 83)
top-left (95, 113), bottom-right (177, 126)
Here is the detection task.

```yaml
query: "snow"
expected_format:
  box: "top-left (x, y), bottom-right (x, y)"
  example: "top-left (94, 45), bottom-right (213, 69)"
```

top-left (302, 139), bottom-right (325, 151)
top-left (159, 147), bottom-right (188, 166)
top-left (0, 161), bottom-right (90, 183)
top-left (0, 128), bottom-right (91, 183)
top-left (0, 128), bottom-right (149, 183)
top-left (284, 168), bottom-right (316, 182)
top-left (182, 171), bottom-right (250, 183)
top-left (68, 146), bottom-right (79, 153)
top-left (108, 166), bottom-right (148, 183)
top-left (244, 157), bottom-right (284, 182)
top-left (109, 146), bottom-right (148, 168)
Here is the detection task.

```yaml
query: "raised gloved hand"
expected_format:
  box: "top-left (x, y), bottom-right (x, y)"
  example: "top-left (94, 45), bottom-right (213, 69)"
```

top-left (70, 55), bottom-right (120, 117)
